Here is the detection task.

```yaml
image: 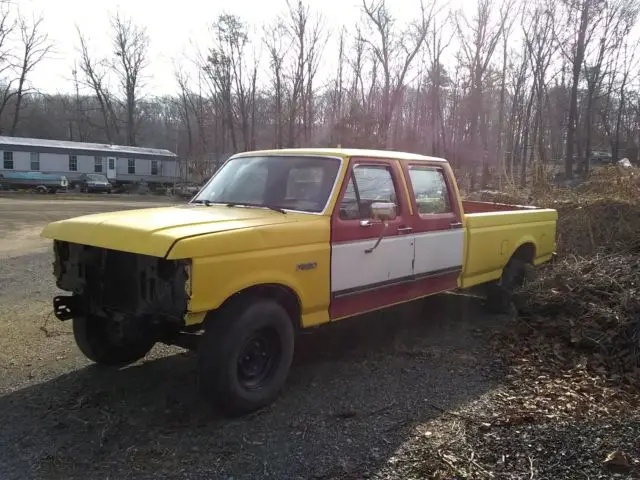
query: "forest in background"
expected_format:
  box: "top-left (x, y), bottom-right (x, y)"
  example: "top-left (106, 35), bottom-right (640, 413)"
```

top-left (0, 0), bottom-right (638, 188)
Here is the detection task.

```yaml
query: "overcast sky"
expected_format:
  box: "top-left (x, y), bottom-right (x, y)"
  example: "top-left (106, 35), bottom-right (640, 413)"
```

top-left (16, 0), bottom-right (451, 96)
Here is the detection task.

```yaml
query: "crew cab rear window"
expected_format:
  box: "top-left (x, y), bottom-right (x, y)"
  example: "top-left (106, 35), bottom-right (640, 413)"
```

top-left (407, 166), bottom-right (451, 214)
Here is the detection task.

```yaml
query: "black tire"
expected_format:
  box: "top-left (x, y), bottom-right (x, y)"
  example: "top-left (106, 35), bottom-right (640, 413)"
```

top-left (198, 299), bottom-right (295, 416)
top-left (73, 315), bottom-right (155, 367)
top-left (484, 258), bottom-right (528, 314)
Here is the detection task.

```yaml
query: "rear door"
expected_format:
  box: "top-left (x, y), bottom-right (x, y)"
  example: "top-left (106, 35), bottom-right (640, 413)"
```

top-left (403, 162), bottom-right (464, 292)
top-left (329, 158), bottom-right (415, 319)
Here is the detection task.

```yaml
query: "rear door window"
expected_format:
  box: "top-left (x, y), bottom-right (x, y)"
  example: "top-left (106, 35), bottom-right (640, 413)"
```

top-left (407, 166), bottom-right (451, 215)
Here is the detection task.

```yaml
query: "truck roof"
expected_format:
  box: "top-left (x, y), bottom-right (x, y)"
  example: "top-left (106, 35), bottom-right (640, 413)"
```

top-left (231, 148), bottom-right (447, 163)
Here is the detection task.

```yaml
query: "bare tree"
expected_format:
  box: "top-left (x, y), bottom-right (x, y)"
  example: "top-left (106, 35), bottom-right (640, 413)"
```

top-left (328, 27), bottom-right (347, 146)
top-left (283, 0), bottom-right (325, 146)
top-left (264, 20), bottom-right (289, 148)
top-left (111, 12), bottom-right (149, 146)
top-left (495, 2), bottom-right (517, 186)
top-left (175, 68), bottom-right (193, 160)
top-left (556, 0), bottom-right (603, 178)
top-left (202, 14), bottom-right (259, 152)
top-left (455, 0), bottom-right (512, 188)
top-left (9, 14), bottom-right (51, 135)
top-left (601, 37), bottom-right (640, 160)
top-left (581, 0), bottom-right (639, 174)
top-left (2, 0), bottom-right (640, 191)
top-left (77, 28), bottom-right (119, 143)
top-left (0, 4), bottom-right (15, 133)
top-left (521, 2), bottom-right (557, 185)
top-left (361, 0), bottom-right (433, 148)
top-left (425, 4), bottom-right (454, 156)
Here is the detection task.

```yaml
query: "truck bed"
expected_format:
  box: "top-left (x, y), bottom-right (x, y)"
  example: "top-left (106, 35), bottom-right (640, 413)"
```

top-left (461, 200), bottom-right (539, 214)
top-left (459, 200), bottom-right (557, 289)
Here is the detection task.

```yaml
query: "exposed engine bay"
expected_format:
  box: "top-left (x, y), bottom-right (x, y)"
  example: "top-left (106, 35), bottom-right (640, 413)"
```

top-left (51, 240), bottom-right (191, 340)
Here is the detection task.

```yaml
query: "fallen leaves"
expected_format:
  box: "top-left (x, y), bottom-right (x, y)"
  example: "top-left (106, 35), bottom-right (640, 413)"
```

top-left (603, 450), bottom-right (632, 471)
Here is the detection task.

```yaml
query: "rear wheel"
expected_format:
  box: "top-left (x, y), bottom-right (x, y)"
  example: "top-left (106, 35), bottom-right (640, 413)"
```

top-left (73, 315), bottom-right (156, 367)
top-left (484, 258), bottom-right (529, 314)
top-left (198, 299), bottom-right (295, 416)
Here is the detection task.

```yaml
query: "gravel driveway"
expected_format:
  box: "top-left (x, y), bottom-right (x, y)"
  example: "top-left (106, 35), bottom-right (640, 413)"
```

top-left (0, 196), bottom-right (503, 480)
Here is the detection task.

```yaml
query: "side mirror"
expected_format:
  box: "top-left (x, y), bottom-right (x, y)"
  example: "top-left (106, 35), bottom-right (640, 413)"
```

top-left (371, 202), bottom-right (397, 221)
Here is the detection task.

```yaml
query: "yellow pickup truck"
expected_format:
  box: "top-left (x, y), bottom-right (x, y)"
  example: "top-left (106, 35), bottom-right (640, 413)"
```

top-left (41, 148), bottom-right (557, 415)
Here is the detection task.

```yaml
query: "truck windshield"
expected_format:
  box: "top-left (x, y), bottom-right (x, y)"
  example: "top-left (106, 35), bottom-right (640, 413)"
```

top-left (193, 155), bottom-right (341, 213)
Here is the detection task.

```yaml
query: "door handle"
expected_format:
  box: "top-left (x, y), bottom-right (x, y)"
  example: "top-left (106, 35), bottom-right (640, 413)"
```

top-left (397, 226), bottom-right (413, 233)
top-left (450, 221), bottom-right (463, 228)
top-left (360, 219), bottom-right (381, 227)
top-left (365, 222), bottom-right (389, 254)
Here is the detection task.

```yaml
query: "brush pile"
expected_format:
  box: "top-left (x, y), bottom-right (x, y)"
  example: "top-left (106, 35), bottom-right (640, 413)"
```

top-left (514, 253), bottom-right (640, 383)
top-left (468, 166), bottom-right (640, 384)
top-left (551, 198), bottom-right (640, 255)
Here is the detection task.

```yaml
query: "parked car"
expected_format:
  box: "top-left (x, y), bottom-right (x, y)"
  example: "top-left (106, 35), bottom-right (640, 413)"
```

top-left (0, 171), bottom-right (68, 193)
top-left (75, 173), bottom-right (112, 193)
top-left (41, 148), bottom-right (558, 416)
top-left (170, 182), bottom-right (202, 198)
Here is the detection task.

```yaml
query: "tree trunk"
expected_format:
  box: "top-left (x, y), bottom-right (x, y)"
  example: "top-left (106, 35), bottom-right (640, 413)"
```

top-left (565, 0), bottom-right (590, 178)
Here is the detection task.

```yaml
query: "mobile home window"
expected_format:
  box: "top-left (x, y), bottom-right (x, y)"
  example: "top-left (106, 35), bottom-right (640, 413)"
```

top-left (3, 151), bottom-right (13, 169)
top-left (69, 155), bottom-right (77, 171)
top-left (128, 159), bottom-right (135, 174)
top-left (151, 160), bottom-right (158, 175)
top-left (94, 156), bottom-right (103, 173)
top-left (30, 152), bottom-right (40, 171)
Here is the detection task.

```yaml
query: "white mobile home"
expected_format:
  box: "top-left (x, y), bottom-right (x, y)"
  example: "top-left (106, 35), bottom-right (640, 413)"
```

top-left (0, 136), bottom-right (178, 186)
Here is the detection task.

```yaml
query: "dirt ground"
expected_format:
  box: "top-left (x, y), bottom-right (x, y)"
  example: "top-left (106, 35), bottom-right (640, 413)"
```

top-left (0, 195), bottom-right (511, 479)
top-left (4, 195), bottom-right (635, 480)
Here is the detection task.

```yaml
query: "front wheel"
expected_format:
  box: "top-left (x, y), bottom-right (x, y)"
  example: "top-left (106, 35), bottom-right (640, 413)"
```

top-left (73, 315), bottom-right (156, 367)
top-left (198, 300), bottom-right (295, 416)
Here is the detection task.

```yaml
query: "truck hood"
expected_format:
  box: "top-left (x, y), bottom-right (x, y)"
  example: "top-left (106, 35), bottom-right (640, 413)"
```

top-left (41, 204), bottom-right (315, 258)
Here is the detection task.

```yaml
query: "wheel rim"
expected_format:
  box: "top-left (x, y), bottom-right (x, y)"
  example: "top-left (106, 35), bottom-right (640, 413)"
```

top-left (237, 327), bottom-right (281, 390)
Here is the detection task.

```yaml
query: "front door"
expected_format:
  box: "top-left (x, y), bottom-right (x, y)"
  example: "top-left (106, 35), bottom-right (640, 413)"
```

top-left (106, 157), bottom-right (116, 180)
top-left (329, 159), bottom-right (415, 319)
top-left (403, 162), bottom-right (464, 292)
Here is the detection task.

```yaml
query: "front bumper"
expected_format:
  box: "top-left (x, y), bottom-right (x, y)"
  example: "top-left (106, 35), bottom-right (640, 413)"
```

top-left (86, 184), bottom-right (111, 192)
top-left (52, 241), bottom-right (190, 322)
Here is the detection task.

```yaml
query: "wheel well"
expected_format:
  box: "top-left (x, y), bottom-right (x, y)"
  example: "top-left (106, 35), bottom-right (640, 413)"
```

top-left (512, 242), bottom-right (536, 264)
top-left (218, 284), bottom-right (302, 329)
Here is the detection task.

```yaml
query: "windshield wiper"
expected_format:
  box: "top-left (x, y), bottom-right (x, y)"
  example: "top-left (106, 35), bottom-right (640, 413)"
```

top-left (225, 202), bottom-right (287, 214)
top-left (192, 199), bottom-right (211, 206)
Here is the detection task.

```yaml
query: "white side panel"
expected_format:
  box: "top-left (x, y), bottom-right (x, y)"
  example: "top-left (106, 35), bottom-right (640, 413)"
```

top-left (331, 235), bottom-right (414, 293)
top-left (413, 229), bottom-right (464, 276)
top-left (13, 151), bottom-right (30, 170)
top-left (77, 155), bottom-right (96, 174)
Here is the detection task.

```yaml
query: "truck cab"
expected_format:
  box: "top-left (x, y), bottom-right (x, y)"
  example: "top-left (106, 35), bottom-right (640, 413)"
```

top-left (41, 148), bottom-right (557, 416)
